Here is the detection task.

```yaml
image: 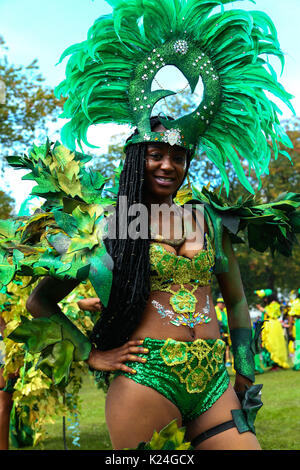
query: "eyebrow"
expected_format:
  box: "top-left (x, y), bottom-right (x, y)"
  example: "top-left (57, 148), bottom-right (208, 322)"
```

top-left (147, 144), bottom-right (163, 150)
top-left (147, 144), bottom-right (186, 153)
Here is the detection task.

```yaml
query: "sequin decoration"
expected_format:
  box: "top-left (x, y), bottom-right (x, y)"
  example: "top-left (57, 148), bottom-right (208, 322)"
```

top-left (113, 337), bottom-right (229, 424)
top-left (162, 129), bottom-right (182, 146)
top-left (149, 233), bottom-right (215, 317)
top-left (160, 338), bottom-right (225, 393)
top-left (127, 39), bottom-right (221, 150)
top-left (151, 300), bottom-right (176, 323)
top-left (152, 296), bottom-right (211, 328)
top-left (173, 40), bottom-right (189, 55)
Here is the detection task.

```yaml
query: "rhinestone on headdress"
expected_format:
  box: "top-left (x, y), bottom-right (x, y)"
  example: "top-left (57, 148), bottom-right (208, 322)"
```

top-left (162, 129), bottom-right (182, 146)
top-left (173, 40), bottom-right (188, 55)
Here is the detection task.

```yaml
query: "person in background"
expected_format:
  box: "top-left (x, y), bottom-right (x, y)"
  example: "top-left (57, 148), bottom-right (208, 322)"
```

top-left (255, 290), bottom-right (290, 371)
top-left (288, 289), bottom-right (300, 371)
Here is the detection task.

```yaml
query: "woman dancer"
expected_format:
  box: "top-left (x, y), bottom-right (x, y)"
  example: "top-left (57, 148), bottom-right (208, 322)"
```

top-left (25, 116), bottom-right (261, 450)
top-left (3, 0), bottom-right (300, 451)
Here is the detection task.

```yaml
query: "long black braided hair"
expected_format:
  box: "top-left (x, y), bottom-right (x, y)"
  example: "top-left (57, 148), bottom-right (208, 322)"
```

top-left (90, 116), bottom-right (192, 351)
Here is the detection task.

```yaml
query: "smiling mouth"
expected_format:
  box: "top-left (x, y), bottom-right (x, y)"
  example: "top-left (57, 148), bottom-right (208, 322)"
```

top-left (154, 176), bottom-right (175, 185)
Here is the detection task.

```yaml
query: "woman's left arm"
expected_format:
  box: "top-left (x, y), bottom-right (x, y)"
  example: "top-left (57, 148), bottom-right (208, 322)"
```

top-left (215, 229), bottom-right (255, 394)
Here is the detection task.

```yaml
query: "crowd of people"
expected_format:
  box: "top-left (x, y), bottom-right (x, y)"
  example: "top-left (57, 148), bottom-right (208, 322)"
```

top-left (215, 291), bottom-right (300, 374)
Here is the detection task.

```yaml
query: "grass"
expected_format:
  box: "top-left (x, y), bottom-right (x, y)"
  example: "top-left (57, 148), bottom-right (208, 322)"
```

top-left (11, 368), bottom-right (300, 451)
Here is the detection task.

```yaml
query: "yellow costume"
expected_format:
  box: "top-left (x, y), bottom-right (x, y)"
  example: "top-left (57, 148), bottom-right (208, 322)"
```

top-left (261, 301), bottom-right (290, 369)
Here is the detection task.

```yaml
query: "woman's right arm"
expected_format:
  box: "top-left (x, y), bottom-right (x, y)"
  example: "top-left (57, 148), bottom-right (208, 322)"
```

top-left (26, 276), bottom-right (80, 318)
top-left (26, 277), bottom-right (148, 373)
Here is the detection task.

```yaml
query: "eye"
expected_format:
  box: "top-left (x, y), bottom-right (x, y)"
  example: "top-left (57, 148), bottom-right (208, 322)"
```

top-left (148, 153), bottom-right (162, 160)
top-left (173, 155), bottom-right (186, 164)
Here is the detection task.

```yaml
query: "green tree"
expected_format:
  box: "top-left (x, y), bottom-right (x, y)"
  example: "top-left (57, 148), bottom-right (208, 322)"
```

top-left (0, 36), bottom-right (65, 171)
top-left (214, 118), bottom-right (300, 305)
top-left (0, 190), bottom-right (15, 218)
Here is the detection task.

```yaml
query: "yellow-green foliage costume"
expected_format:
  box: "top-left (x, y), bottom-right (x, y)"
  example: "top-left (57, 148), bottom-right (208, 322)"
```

top-left (0, 277), bottom-right (98, 447)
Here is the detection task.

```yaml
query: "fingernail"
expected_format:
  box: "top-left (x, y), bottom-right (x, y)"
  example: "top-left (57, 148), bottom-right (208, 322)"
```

top-left (142, 358), bottom-right (147, 363)
top-left (132, 369), bottom-right (137, 374)
top-left (144, 348), bottom-right (149, 353)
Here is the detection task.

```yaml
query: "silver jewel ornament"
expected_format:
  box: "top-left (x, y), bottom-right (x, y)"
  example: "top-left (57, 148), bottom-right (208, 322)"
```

top-left (163, 129), bottom-right (182, 146)
top-left (173, 40), bottom-right (188, 55)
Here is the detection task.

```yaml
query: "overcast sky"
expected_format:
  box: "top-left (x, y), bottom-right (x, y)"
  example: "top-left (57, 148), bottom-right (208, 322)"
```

top-left (1, 0), bottom-right (299, 209)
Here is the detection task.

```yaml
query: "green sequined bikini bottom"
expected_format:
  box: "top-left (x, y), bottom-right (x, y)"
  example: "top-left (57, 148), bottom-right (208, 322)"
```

top-left (114, 337), bottom-right (230, 424)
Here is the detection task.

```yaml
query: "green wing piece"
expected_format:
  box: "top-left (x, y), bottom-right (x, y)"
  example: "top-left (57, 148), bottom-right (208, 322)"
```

top-left (8, 313), bottom-right (91, 387)
top-left (1, 141), bottom-right (118, 307)
top-left (10, 405), bottom-right (35, 449)
top-left (232, 384), bottom-right (263, 435)
top-left (38, 339), bottom-right (75, 387)
top-left (191, 185), bottom-right (300, 272)
top-left (8, 316), bottom-right (62, 354)
top-left (125, 419), bottom-right (193, 450)
top-left (8, 315), bottom-right (69, 386)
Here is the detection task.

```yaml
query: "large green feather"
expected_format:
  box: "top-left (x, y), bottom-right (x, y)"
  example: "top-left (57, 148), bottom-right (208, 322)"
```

top-left (53, 0), bottom-right (294, 194)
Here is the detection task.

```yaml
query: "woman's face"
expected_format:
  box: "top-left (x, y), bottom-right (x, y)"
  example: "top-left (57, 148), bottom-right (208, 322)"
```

top-left (144, 124), bottom-right (187, 203)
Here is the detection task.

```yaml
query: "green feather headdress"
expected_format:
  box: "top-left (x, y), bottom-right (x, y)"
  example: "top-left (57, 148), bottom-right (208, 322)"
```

top-left (55, 0), bottom-right (295, 194)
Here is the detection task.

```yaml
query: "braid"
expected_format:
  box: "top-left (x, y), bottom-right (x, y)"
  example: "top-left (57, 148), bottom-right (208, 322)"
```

top-left (90, 115), bottom-right (192, 352)
top-left (90, 143), bottom-right (150, 350)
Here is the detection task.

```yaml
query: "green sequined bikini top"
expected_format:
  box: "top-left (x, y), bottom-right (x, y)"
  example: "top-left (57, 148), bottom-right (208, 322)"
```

top-left (149, 233), bottom-right (215, 291)
top-left (149, 234), bottom-right (215, 326)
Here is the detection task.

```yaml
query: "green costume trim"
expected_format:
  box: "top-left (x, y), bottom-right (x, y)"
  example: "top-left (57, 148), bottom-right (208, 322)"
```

top-left (8, 314), bottom-right (91, 386)
top-left (189, 187), bottom-right (300, 273)
top-left (232, 384), bottom-right (263, 434)
top-left (0, 140), bottom-right (115, 307)
top-left (149, 233), bottom-right (215, 323)
top-left (10, 404), bottom-right (35, 448)
top-left (230, 327), bottom-right (264, 383)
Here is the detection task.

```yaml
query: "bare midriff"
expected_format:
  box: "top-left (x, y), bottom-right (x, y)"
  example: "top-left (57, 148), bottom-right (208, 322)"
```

top-left (130, 209), bottom-right (220, 342)
top-left (131, 285), bottom-right (221, 342)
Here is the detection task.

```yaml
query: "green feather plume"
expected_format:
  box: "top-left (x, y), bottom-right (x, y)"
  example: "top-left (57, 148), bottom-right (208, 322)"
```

top-left (55, 0), bottom-right (294, 194)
